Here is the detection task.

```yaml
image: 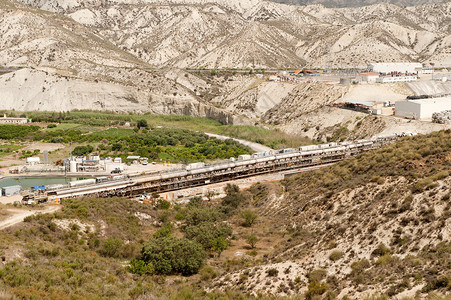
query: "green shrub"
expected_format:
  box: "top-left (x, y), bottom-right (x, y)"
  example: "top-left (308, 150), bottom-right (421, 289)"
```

top-left (246, 235), bottom-right (259, 249)
top-left (305, 281), bottom-right (329, 300)
top-left (99, 238), bottom-right (123, 257)
top-left (240, 210), bottom-right (258, 227)
top-left (140, 236), bottom-right (205, 276)
top-left (128, 258), bottom-right (154, 275)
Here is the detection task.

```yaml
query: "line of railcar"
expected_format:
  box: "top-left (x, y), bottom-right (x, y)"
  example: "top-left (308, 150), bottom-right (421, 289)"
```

top-left (22, 134), bottom-right (403, 203)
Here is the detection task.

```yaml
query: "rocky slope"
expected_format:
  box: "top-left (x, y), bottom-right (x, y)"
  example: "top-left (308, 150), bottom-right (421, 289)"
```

top-left (0, 0), bottom-right (244, 123)
top-left (272, 0), bottom-right (447, 8)
top-left (13, 0), bottom-right (451, 68)
top-left (210, 130), bottom-right (451, 298)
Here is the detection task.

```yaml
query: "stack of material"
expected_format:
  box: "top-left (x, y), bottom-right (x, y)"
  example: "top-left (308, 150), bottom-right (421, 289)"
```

top-left (432, 110), bottom-right (451, 124)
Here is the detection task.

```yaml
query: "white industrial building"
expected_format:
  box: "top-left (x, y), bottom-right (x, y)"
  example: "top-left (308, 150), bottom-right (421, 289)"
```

top-left (376, 75), bottom-right (418, 83)
top-left (395, 96), bottom-right (451, 119)
top-left (368, 63), bottom-right (423, 74)
top-left (359, 72), bottom-right (380, 83)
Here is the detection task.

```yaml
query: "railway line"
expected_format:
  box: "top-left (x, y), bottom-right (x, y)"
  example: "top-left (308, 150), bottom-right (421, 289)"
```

top-left (22, 133), bottom-right (405, 204)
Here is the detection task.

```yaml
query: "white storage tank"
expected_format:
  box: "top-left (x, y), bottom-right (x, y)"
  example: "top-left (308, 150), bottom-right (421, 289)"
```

top-left (26, 157), bottom-right (40, 165)
top-left (70, 160), bottom-right (77, 173)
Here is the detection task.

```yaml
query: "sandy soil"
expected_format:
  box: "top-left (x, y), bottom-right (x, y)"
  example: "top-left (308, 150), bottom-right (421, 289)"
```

top-left (0, 194), bottom-right (22, 205)
top-left (0, 141), bottom-right (65, 169)
top-left (0, 205), bottom-right (60, 230)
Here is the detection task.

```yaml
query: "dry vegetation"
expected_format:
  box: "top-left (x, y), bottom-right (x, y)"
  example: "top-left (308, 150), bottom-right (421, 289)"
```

top-left (0, 130), bottom-right (449, 299)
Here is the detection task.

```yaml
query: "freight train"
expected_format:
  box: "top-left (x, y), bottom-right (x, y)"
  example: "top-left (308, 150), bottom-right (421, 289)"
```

top-left (22, 133), bottom-right (406, 204)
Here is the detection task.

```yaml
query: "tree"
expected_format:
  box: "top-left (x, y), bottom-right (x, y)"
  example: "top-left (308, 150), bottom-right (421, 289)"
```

top-left (240, 210), bottom-right (258, 227)
top-left (137, 119), bottom-right (149, 129)
top-left (211, 236), bottom-right (228, 258)
top-left (141, 236), bottom-right (205, 276)
top-left (246, 235), bottom-right (259, 249)
top-left (221, 184), bottom-right (246, 210)
top-left (72, 145), bottom-right (94, 156)
top-left (184, 222), bottom-right (232, 250)
top-left (206, 190), bottom-right (215, 201)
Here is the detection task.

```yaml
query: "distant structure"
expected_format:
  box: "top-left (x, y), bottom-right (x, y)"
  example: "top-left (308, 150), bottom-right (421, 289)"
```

top-left (359, 72), bottom-right (380, 83)
top-left (395, 96), bottom-right (451, 120)
top-left (0, 114), bottom-right (29, 125)
top-left (376, 75), bottom-right (418, 83)
top-left (368, 62), bottom-right (423, 74)
top-left (43, 150), bottom-right (49, 164)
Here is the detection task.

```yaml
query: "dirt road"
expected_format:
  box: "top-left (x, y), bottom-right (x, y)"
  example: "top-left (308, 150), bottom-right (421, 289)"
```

top-left (205, 133), bottom-right (273, 152)
top-left (0, 205), bottom-right (60, 230)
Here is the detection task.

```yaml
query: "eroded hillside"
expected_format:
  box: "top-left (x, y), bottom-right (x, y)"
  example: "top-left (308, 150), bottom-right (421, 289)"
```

top-left (12, 0), bottom-right (451, 68)
top-left (210, 130), bottom-right (451, 298)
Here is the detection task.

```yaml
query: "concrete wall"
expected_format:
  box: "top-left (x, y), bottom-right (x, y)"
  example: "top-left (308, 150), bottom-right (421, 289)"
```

top-left (396, 101), bottom-right (421, 119)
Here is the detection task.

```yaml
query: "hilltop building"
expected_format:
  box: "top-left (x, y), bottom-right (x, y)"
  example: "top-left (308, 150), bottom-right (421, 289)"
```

top-left (0, 114), bottom-right (29, 124)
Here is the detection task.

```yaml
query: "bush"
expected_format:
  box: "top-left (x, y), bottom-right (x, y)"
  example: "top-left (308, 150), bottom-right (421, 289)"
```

top-left (308, 269), bottom-right (327, 283)
top-left (422, 274), bottom-right (451, 292)
top-left (184, 222), bottom-right (232, 250)
top-left (141, 236), bottom-right (205, 275)
top-left (137, 119), bottom-right (149, 129)
top-left (372, 243), bottom-right (392, 257)
top-left (305, 281), bottom-right (329, 300)
top-left (47, 124), bottom-right (57, 128)
top-left (329, 250), bottom-right (344, 261)
top-left (129, 258), bottom-right (154, 275)
top-left (221, 184), bottom-right (246, 211)
top-left (99, 238), bottom-right (123, 257)
top-left (266, 268), bottom-right (278, 277)
top-left (240, 210), bottom-right (258, 227)
top-left (246, 235), bottom-right (259, 249)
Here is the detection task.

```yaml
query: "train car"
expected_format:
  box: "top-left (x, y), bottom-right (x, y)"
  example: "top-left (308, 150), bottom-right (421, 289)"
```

top-left (46, 184), bottom-right (69, 191)
top-left (96, 176), bottom-right (109, 183)
top-left (299, 145), bottom-right (319, 152)
top-left (110, 175), bottom-right (128, 181)
top-left (69, 178), bottom-right (96, 188)
top-left (238, 154), bottom-right (252, 161)
top-left (186, 162), bottom-right (206, 171)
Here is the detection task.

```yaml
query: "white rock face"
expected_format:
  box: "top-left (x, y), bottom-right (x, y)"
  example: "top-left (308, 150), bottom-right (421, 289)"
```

top-left (14, 0), bottom-right (451, 68)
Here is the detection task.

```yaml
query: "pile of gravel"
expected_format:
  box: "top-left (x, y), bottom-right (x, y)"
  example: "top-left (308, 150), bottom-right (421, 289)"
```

top-left (432, 110), bottom-right (451, 124)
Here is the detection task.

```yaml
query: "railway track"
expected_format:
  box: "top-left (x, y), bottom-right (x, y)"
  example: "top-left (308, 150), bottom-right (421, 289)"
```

top-left (22, 134), bottom-right (404, 203)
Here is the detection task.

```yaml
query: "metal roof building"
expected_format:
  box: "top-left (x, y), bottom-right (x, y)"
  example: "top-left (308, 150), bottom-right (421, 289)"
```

top-left (395, 96), bottom-right (451, 119)
top-left (368, 63), bottom-right (423, 74)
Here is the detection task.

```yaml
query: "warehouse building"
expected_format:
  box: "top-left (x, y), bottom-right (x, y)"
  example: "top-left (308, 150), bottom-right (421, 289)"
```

top-left (368, 63), bottom-right (423, 74)
top-left (395, 96), bottom-right (451, 119)
top-left (376, 75), bottom-right (418, 83)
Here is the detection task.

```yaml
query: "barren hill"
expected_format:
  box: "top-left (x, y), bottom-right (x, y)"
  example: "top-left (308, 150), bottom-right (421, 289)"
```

top-left (210, 130), bottom-right (451, 298)
top-left (12, 0), bottom-right (451, 68)
top-left (0, 0), bottom-right (243, 123)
